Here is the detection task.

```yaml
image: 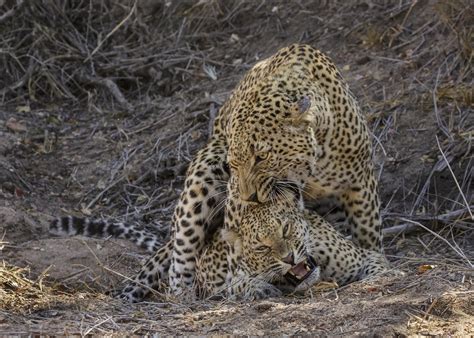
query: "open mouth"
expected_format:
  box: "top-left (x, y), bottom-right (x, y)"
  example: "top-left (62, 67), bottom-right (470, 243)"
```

top-left (284, 256), bottom-right (317, 286)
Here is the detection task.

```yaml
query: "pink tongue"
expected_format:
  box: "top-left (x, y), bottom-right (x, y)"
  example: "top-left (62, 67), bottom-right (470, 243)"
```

top-left (290, 262), bottom-right (307, 278)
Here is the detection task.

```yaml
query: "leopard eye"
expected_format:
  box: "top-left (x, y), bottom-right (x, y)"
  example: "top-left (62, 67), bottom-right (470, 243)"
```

top-left (283, 223), bottom-right (292, 237)
top-left (254, 245), bottom-right (270, 253)
top-left (254, 153), bottom-right (268, 164)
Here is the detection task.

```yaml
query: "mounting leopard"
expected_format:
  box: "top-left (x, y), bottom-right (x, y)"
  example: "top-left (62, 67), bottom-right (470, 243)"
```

top-left (161, 43), bottom-right (384, 297)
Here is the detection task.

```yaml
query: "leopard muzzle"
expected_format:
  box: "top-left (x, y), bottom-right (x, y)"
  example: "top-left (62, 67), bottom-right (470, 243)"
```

top-left (284, 255), bottom-right (318, 286)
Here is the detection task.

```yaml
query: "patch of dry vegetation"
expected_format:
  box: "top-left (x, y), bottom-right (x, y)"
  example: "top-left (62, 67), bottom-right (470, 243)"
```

top-left (1, 0), bottom-right (270, 110)
top-left (0, 262), bottom-right (83, 314)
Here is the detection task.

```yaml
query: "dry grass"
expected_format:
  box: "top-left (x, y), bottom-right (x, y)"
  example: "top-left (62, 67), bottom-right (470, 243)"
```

top-left (1, 259), bottom-right (472, 335)
top-left (0, 0), bottom-right (271, 110)
top-left (0, 262), bottom-right (85, 314)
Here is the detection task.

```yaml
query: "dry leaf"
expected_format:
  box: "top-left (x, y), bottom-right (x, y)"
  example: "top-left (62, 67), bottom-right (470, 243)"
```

top-left (418, 264), bottom-right (436, 274)
top-left (16, 105), bottom-right (31, 113)
top-left (6, 117), bottom-right (27, 133)
top-left (190, 130), bottom-right (201, 140)
top-left (81, 207), bottom-right (92, 216)
top-left (136, 195), bottom-right (148, 204)
top-left (365, 286), bottom-right (379, 292)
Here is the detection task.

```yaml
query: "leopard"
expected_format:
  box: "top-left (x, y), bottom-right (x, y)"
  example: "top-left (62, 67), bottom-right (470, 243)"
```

top-left (51, 193), bottom-right (389, 301)
top-left (195, 198), bottom-right (322, 300)
top-left (194, 189), bottom-right (389, 300)
top-left (158, 43), bottom-right (384, 298)
top-left (64, 44), bottom-right (382, 301)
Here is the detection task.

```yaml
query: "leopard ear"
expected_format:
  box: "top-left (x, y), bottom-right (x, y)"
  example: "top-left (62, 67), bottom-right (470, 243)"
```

top-left (221, 228), bottom-right (243, 254)
top-left (289, 96), bottom-right (313, 124)
top-left (221, 228), bottom-right (241, 245)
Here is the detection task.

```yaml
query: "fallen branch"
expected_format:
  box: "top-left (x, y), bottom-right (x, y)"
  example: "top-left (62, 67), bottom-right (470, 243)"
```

top-left (384, 206), bottom-right (473, 223)
top-left (79, 75), bottom-right (132, 111)
top-left (382, 206), bottom-right (474, 236)
top-left (382, 223), bottom-right (419, 236)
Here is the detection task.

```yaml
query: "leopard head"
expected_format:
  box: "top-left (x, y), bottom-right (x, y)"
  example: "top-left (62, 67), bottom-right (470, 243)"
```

top-left (227, 94), bottom-right (324, 204)
top-left (223, 200), bottom-right (319, 288)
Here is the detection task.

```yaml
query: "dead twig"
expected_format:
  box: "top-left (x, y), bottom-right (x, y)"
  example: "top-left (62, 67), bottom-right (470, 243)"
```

top-left (84, 1), bottom-right (137, 63)
top-left (432, 67), bottom-right (452, 140)
top-left (435, 136), bottom-right (473, 221)
top-left (86, 176), bottom-right (125, 211)
top-left (0, 58), bottom-right (35, 97)
top-left (388, 0), bottom-right (418, 48)
top-left (399, 218), bottom-right (473, 268)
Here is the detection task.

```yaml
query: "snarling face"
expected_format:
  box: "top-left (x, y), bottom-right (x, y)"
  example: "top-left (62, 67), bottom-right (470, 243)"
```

top-left (235, 202), bottom-right (320, 289)
top-left (227, 94), bottom-right (322, 204)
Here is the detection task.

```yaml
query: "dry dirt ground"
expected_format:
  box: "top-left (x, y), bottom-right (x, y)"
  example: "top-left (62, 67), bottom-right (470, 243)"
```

top-left (1, 1), bottom-right (473, 336)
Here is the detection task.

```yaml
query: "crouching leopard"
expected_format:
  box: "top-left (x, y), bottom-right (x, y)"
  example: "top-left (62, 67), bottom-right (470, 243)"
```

top-left (50, 196), bottom-right (389, 301)
top-left (199, 185), bottom-right (389, 300)
top-left (164, 43), bottom-right (383, 295)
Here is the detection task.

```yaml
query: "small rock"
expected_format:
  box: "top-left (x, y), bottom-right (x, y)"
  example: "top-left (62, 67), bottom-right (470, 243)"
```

top-left (229, 33), bottom-right (240, 43)
top-left (254, 302), bottom-right (274, 312)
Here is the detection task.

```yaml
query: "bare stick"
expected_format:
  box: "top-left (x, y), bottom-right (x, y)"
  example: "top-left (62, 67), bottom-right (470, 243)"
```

top-left (399, 218), bottom-right (473, 268)
top-left (385, 206), bottom-right (473, 223)
top-left (436, 136), bottom-right (473, 220)
top-left (80, 75), bottom-right (132, 110)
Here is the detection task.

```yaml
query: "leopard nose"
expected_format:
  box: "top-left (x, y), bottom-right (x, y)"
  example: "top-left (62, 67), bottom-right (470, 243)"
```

top-left (282, 252), bottom-right (294, 265)
top-left (242, 192), bottom-right (259, 203)
top-left (248, 192), bottom-right (259, 203)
